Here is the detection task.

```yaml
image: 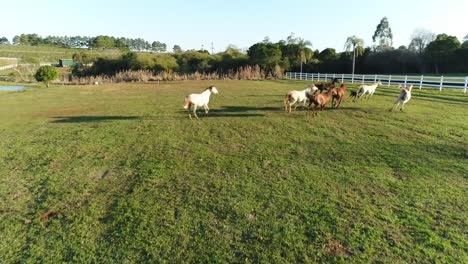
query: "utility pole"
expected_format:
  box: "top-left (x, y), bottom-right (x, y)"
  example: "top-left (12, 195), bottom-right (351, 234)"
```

top-left (201, 44), bottom-right (204, 52)
top-left (211, 42), bottom-right (214, 54)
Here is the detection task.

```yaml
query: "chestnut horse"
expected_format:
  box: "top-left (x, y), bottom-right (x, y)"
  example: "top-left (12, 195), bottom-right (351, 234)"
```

top-left (307, 87), bottom-right (334, 116)
top-left (331, 83), bottom-right (347, 108)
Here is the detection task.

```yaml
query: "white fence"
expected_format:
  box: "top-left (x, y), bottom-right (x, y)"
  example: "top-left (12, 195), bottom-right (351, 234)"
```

top-left (285, 72), bottom-right (468, 94)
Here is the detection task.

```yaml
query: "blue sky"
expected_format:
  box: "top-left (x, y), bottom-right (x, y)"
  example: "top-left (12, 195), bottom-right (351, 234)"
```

top-left (3, 0), bottom-right (467, 52)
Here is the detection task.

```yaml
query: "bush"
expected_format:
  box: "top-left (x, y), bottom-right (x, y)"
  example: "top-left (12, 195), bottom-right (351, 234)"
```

top-left (34, 66), bottom-right (58, 87)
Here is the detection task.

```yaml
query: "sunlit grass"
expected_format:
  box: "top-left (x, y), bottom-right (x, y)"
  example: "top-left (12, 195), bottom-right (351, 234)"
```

top-left (0, 80), bottom-right (467, 263)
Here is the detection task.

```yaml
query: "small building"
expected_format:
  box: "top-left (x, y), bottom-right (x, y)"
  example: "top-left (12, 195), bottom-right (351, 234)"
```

top-left (59, 59), bottom-right (77, 68)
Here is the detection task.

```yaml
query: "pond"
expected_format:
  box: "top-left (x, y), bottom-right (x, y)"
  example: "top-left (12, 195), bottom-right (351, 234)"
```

top-left (0, 86), bottom-right (28, 91)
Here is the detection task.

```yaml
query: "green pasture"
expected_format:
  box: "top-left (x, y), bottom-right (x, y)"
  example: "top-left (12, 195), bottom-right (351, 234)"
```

top-left (0, 80), bottom-right (466, 263)
top-left (0, 45), bottom-right (121, 63)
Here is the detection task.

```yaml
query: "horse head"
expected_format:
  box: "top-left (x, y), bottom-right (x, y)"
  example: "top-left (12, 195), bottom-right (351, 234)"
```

top-left (207, 86), bottom-right (219, 94)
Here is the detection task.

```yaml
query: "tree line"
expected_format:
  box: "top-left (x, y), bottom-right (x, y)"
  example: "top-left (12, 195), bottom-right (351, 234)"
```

top-left (0, 34), bottom-right (168, 52)
top-left (1, 17), bottom-right (467, 76)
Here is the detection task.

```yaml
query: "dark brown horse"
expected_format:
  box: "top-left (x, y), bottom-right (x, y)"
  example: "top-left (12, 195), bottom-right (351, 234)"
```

top-left (314, 78), bottom-right (339, 93)
top-left (349, 91), bottom-right (358, 102)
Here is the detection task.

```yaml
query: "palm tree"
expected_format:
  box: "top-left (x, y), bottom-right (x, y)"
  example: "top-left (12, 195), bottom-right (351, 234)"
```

top-left (344, 36), bottom-right (364, 76)
top-left (297, 38), bottom-right (312, 74)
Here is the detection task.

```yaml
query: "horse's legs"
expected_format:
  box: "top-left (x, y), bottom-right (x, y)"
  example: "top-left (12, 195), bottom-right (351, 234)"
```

top-left (289, 99), bottom-right (297, 113)
top-left (192, 105), bottom-right (199, 119)
top-left (400, 102), bottom-right (405, 111)
top-left (314, 106), bottom-right (320, 115)
top-left (359, 92), bottom-right (364, 100)
top-left (187, 104), bottom-right (193, 119)
top-left (336, 97), bottom-right (342, 108)
top-left (204, 104), bottom-right (209, 114)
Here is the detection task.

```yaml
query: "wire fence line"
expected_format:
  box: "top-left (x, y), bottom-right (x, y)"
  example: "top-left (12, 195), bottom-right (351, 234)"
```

top-left (285, 72), bottom-right (468, 94)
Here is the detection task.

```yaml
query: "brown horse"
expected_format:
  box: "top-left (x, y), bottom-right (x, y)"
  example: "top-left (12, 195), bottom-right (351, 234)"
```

top-left (307, 87), bottom-right (334, 116)
top-left (331, 83), bottom-right (347, 108)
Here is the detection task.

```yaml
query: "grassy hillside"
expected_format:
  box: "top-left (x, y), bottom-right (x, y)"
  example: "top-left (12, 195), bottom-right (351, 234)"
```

top-left (0, 80), bottom-right (467, 263)
top-left (0, 45), bottom-right (122, 62)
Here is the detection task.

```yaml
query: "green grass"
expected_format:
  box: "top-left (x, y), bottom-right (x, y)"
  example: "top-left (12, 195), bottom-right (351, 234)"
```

top-left (0, 80), bottom-right (467, 263)
top-left (0, 45), bottom-right (122, 62)
top-left (0, 60), bottom-right (17, 67)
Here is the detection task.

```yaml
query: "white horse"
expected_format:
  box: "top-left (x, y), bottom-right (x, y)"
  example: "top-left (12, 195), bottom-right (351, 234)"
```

top-left (390, 84), bottom-right (413, 111)
top-left (183, 86), bottom-right (219, 119)
top-left (356, 80), bottom-right (382, 100)
top-left (284, 84), bottom-right (318, 113)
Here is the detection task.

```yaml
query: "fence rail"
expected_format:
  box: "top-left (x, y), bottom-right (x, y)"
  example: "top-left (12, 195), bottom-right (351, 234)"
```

top-left (285, 72), bottom-right (468, 94)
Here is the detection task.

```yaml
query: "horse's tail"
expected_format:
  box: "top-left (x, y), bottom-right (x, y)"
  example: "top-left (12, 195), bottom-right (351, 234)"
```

top-left (284, 93), bottom-right (290, 108)
top-left (284, 93), bottom-right (295, 112)
top-left (183, 96), bottom-right (191, 109)
top-left (356, 85), bottom-right (364, 95)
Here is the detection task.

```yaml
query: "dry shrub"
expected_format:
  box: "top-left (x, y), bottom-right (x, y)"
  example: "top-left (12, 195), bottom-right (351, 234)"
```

top-left (54, 64), bottom-right (282, 85)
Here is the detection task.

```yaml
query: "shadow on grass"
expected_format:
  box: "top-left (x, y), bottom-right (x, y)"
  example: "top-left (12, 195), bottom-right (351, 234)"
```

top-left (189, 105), bottom-right (271, 118)
top-left (217, 105), bottom-right (281, 112)
top-left (50, 116), bottom-right (140, 123)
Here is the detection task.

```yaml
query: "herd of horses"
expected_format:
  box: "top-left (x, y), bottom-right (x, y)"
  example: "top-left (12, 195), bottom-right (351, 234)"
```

top-left (183, 79), bottom-right (413, 119)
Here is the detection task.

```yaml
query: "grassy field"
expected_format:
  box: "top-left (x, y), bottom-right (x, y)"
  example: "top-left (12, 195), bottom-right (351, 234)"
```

top-left (0, 45), bottom-right (121, 63)
top-left (0, 60), bottom-right (17, 67)
top-left (0, 80), bottom-right (467, 263)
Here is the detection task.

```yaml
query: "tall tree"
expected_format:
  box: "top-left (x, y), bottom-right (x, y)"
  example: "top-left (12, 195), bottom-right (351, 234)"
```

top-left (247, 42), bottom-right (282, 75)
top-left (344, 35), bottom-right (364, 76)
top-left (408, 28), bottom-right (436, 54)
top-left (262, 36), bottom-right (271, 44)
top-left (425, 34), bottom-right (461, 73)
top-left (372, 17), bottom-right (393, 51)
top-left (317, 48), bottom-right (337, 62)
top-left (0, 37), bottom-right (9, 45)
top-left (296, 38), bottom-right (312, 73)
top-left (91, 35), bottom-right (116, 49)
top-left (152, 41), bottom-right (167, 52)
top-left (462, 34), bottom-right (468, 49)
top-left (286, 32), bottom-right (298, 44)
top-left (173, 45), bottom-right (182, 53)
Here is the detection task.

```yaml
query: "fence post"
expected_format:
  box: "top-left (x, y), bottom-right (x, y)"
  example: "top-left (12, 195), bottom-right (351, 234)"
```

top-left (362, 74), bottom-right (364, 84)
top-left (419, 75), bottom-right (423, 90)
top-left (341, 74), bottom-right (344, 83)
top-left (439, 76), bottom-right (444, 91)
top-left (374, 74), bottom-right (377, 82)
top-left (318, 73), bottom-right (320, 82)
top-left (464, 77), bottom-right (467, 94)
top-left (351, 74), bottom-right (354, 84)
top-left (311, 73), bottom-right (314, 82)
top-left (388, 75), bottom-right (392, 86)
top-left (325, 73), bottom-right (328, 81)
top-left (333, 73), bottom-right (336, 80)
top-left (404, 75), bottom-right (408, 86)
